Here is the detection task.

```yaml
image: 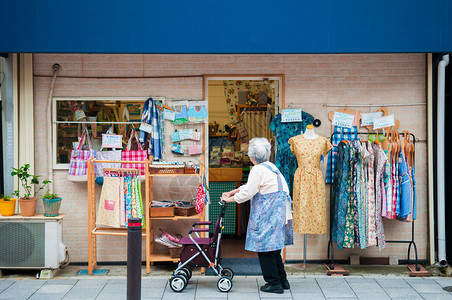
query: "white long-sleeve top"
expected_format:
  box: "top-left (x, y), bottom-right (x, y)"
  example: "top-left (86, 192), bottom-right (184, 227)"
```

top-left (233, 162), bottom-right (293, 222)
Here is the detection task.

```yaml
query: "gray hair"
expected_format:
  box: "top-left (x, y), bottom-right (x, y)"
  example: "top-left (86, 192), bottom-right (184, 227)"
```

top-left (248, 137), bottom-right (271, 163)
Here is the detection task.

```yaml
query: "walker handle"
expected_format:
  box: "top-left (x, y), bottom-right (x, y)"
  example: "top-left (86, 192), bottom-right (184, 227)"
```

top-left (192, 221), bottom-right (212, 226)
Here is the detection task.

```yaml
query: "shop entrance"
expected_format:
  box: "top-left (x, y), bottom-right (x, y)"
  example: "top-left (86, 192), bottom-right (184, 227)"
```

top-left (205, 76), bottom-right (283, 259)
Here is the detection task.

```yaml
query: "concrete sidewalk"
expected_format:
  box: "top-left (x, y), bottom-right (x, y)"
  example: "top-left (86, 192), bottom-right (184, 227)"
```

top-left (1, 275), bottom-right (452, 300)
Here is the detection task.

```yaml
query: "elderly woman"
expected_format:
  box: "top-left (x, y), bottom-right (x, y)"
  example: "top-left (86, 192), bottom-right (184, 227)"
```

top-left (221, 137), bottom-right (293, 294)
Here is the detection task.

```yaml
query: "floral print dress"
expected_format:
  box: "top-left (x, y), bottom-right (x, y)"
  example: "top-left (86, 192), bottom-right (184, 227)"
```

top-left (289, 135), bottom-right (332, 234)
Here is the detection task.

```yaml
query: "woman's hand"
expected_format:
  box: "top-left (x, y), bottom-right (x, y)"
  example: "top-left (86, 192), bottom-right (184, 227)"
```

top-left (221, 196), bottom-right (235, 203)
top-left (222, 188), bottom-right (239, 199)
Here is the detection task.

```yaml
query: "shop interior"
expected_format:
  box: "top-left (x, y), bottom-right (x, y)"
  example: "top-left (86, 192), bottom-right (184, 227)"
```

top-left (207, 79), bottom-right (279, 258)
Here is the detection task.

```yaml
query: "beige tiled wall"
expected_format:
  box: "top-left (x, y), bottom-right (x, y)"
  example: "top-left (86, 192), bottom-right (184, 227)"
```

top-left (33, 53), bottom-right (427, 262)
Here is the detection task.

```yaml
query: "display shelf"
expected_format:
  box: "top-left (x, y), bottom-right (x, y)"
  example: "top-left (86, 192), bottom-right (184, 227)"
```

top-left (149, 253), bottom-right (180, 263)
top-left (150, 214), bottom-right (202, 220)
top-left (92, 227), bottom-right (146, 237)
top-left (0, 213), bottom-right (65, 220)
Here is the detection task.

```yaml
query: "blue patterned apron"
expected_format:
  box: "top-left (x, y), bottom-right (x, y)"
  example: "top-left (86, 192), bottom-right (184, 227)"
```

top-left (245, 163), bottom-right (294, 252)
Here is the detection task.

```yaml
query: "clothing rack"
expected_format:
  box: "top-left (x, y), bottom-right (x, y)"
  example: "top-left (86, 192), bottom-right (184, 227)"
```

top-left (326, 132), bottom-right (426, 276)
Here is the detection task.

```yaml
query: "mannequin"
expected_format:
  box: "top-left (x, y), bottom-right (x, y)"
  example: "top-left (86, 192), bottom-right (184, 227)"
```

top-left (303, 124), bottom-right (318, 139)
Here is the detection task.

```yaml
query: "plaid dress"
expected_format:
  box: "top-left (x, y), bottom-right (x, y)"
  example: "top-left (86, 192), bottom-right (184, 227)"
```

top-left (326, 126), bottom-right (360, 183)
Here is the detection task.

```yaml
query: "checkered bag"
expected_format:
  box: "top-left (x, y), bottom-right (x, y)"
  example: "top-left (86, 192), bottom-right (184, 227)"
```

top-left (67, 128), bottom-right (97, 182)
top-left (325, 126), bottom-right (359, 183)
top-left (121, 130), bottom-right (147, 172)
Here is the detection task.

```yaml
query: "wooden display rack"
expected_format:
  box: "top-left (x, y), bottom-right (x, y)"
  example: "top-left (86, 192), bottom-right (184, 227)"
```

top-left (86, 125), bottom-right (206, 275)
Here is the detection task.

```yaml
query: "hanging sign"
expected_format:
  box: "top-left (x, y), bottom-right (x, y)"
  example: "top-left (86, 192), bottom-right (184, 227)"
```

top-left (361, 112), bottom-right (383, 126)
top-left (281, 109), bottom-right (302, 123)
top-left (139, 122), bottom-right (153, 133)
top-left (164, 109), bottom-right (176, 121)
top-left (332, 112), bottom-right (354, 128)
top-left (373, 115), bottom-right (395, 130)
top-left (102, 134), bottom-right (123, 148)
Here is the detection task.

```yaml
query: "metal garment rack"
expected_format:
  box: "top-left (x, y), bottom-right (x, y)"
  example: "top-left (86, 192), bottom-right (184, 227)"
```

top-left (327, 132), bottom-right (421, 272)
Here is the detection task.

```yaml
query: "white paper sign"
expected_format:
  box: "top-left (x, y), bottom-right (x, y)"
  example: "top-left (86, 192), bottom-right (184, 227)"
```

top-left (102, 134), bottom-right (123, 148)
top-left (332, 112), bottom-right (355, 128)
top-left (373, 115), bottom-right (395, 129)
top-left (139, 122), bottom-right (153, 133)
top-left (164, 109), bottom-right (176, 121)
top-left (281, 109), bottom-right (302, 123)
top-left (361, 112), bottom-right (383, 126)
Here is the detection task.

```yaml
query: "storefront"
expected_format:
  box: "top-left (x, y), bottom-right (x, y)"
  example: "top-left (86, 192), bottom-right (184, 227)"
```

top-left (0, 1), bottom-right (451, 269)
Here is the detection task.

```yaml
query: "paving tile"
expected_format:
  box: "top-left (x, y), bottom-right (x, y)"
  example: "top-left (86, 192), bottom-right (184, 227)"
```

top-left (62, 287), bottom-right (102, 299)
top-left (73, 279), bottom-right (108, 288)
top-left (408, 282), bottom-right (448, 294)
top-left (289, 281), bottom-right (321, 293)
top-left (291, 293), bottom-right (326, 300)
top-left (35, 284), bottom-right (73, 294)
top-left (348, 282), bottom-right (384, 293)
top-left (227, 293), bottom-right (260, 300)
top-left (354, 292), bottom-right (391, 300)
top-left (321, 287), bottom-right (356, 298)
top-left (316, 278), bottom-right (347, 288)
top-left (161, 291), bottom-right (195, 300)
top-left (0, 280), bottom-right (14, 290)
top-left (226, 277), bottom-right (258, 293)
top-left (345, 277), bottom-right (375, 283)
top-left (419, 293), bottom-right (452, 300)
top-left (29, 294), bottom-right (67, 300)
top-left (259, 290), bottom-right (292, 298)
top-left (195, 277), bottom-right (228, 298)
top-left (0, 288), bottom-right (38, 299)
top-left (325, 298), bottom-right (358, 300)
top-left (95, 291), bottom-right (127, 300)
top-left (375, 278), bottom-right (410, 288)
top-left (142, 287), bottom-right (165, 298)
top-left (382, 287), bottom-right (422, 298)
top-left (44, 280), bottom-right (78, 285)
top-left (433, 277), bottom-right (452, 287)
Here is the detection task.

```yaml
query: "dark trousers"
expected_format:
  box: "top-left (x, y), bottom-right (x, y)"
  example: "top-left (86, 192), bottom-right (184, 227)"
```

top-left (258, 249), bottom-right (287, 286)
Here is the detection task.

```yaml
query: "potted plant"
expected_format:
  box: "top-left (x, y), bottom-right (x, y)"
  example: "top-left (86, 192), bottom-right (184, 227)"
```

top-left (42, 190), bottom-right (62, 217)
top-left (11, 164), bottom-right (51, 217)
top-left (0, 195), bottom-right (17, 216)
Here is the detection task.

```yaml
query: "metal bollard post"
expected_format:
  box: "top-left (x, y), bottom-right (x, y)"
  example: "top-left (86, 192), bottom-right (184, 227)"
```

top-left (127, 218), bottom-right (142, 300)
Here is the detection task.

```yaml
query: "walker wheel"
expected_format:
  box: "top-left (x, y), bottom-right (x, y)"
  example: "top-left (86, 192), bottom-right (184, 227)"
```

top-left (174, 268), bottom-right (191, 281)
top-left (180, 267), bottom-right (192, 280)
top-left (221, 268), bottom-right (234, 279)
top-left (217, 276), bottom-right (232, 292)
top-left (169, 275), bottom-right (187, 292)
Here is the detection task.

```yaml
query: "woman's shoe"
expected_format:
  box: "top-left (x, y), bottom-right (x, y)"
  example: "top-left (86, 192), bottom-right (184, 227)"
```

top-left (281, 281), bottom-right (290, 290)
top-left (260, 284), bottom-right (284, 294)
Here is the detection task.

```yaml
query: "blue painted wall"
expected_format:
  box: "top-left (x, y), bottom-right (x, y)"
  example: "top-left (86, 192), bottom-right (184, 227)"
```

top-left (1, 0), bottom-right (451, 53)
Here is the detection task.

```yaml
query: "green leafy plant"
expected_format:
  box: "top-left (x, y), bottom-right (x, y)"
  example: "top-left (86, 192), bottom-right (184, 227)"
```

top-left (0, 195), bottom-right (12, 201)
top-left (43, 190), bottom-right (59, 200)
top-left (11, 164), bottom-right (51, 199)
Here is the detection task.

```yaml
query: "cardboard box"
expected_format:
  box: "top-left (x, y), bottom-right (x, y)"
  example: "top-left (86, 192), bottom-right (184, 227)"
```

top-left (150, 206), bottom-right (174, 217)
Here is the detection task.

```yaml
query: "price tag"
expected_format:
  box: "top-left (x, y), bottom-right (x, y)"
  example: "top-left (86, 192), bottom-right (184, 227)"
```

top-left (332, 112), bottom-right (354, 128)
top-left (361, 112), bottom-right (383, 126)
top-left (164, 109), bottom-right (176, 121)
top-left (73, 108), bottom-right (86, 121)
top-left (139, 122), bottom-right (153, 133)
top-left (373, 115), bottom-right (395, 130)
top-left (281, 109), bottom-right (302, 123)
top-left (102, 134), bottom-right (123, 148)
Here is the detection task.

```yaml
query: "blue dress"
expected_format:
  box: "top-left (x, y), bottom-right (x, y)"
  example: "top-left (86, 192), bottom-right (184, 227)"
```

top-left (269, 112), bottom-right (314, 197)
top-left (245, 163), bottom-right (294, 252)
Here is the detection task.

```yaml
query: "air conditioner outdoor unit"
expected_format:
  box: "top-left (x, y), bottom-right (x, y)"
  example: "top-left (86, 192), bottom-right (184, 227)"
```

top-left (0, 219), bottom-right (66, 269)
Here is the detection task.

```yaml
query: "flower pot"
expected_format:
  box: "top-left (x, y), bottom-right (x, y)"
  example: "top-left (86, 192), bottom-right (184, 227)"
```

top-left (0, 198), bottom-right (17, 216)
top-left (42, 197), bottom-right (62, 217)
top-left (18, 197), bottom-right (38, 217)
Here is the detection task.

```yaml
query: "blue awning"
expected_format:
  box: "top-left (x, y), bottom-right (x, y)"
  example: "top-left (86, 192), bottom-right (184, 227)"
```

top-left (1, 0), bottom-right (451, 53)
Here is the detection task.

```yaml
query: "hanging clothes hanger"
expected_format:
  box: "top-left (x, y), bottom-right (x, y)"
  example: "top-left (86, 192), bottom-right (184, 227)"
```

top-left (381, 129), bottom-right (390, 151)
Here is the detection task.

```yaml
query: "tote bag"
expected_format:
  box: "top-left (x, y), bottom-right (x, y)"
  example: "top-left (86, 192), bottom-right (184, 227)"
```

top-left (96, 177), bottom-right (121, 228)
top-left (95, 150), bottom-right (122, 178)
top-left (121, 130), bottom-right (147, 172)
top-left (67, 128), bottom-right (97, 182)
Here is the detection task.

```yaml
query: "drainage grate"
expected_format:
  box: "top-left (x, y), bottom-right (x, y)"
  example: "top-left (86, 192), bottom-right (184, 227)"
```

top-left (443, 286), bottom-right (452, 292)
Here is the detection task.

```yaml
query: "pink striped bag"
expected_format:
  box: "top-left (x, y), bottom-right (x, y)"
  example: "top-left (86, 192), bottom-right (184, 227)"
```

top-left (121, 130), bottom-right (147, 172)
top-left (67, 128), bottom-right (97, 182)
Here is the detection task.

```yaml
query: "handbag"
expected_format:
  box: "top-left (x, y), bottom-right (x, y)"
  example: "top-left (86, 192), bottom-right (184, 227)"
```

top-left (188, 144), bottom-right (202, 155)
top-left (96, 177), bottom-right (121, 228)
top-left (171, 130), bottom-right (182, 142)
top-left (195, 181), bottom-right (206, 214)
top-left (121, 130), bottom-right (147, 172)
top-left (67, 128), bottom-right (97, 182)
top-left (171, 143), bottom-right (184, 155)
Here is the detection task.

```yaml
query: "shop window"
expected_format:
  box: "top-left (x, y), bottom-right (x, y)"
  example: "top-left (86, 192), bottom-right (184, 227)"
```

top-left (52, 97), bottom-right (162, 169)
